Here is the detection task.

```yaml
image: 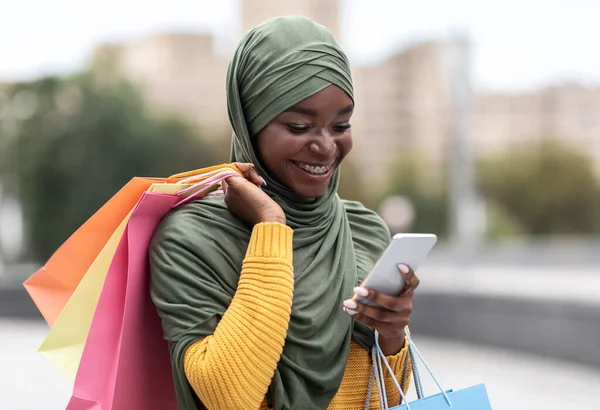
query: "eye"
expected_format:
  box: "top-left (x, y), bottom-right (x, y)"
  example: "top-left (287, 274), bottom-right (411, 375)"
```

top-left (286, 123), bottom-right (311, 134)
top-left (333, 123), bottom-right (351, 133)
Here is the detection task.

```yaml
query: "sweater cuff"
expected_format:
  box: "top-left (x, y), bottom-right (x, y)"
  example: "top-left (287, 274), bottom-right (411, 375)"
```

top-left (246, 222), bottom-right (293, 260)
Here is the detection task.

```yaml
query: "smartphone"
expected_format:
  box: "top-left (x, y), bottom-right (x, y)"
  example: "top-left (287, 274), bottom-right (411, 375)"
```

top-left (354, 233), bottom-right (437, 306)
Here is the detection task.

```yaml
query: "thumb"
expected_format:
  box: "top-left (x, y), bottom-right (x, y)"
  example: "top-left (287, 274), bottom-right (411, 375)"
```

top-left (224, 174), bottom-right (249, 188)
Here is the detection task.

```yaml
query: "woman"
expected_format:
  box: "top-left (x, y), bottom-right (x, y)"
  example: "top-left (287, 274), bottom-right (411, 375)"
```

top-left (149, 16), bottom-right (420, 410)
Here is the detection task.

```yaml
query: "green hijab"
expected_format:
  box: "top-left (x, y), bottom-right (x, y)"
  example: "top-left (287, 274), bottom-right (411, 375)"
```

top-left (149, 16), bottom-right (391, 410)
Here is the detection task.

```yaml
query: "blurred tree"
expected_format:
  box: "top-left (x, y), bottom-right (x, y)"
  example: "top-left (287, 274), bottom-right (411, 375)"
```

top-left (1, 70), bottom-right (215, 262)
top-left (379, 151), bottom-right (450, 237)
top-left (483, 202), bottom-right (526, 239)
top-left (477, 140), bottom-right (600, 235)
top-left (208, 133), bottom-right (233, 164)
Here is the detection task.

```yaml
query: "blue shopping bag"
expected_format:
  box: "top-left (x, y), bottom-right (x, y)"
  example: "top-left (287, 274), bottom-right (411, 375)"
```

top-left (390, 384), bottom-right (492, 410)
top-left (368, 330), bottom-right (493, 410)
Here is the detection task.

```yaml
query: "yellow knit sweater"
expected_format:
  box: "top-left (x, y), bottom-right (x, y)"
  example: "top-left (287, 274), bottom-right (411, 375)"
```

top-left (183, 223), bottom-right (411, 410)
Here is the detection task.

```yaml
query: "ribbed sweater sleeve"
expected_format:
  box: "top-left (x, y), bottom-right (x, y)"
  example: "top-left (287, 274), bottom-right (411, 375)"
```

top-left (325, 339), bottom-right (411, 409)
top-left (182, 222), bottom-right (294, 410)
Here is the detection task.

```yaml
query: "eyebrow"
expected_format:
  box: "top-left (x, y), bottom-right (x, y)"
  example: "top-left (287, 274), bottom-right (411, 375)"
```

top-left (338, 104), bottom-right (354, 115)
top-left (285, 103), bottom-right (354, 117)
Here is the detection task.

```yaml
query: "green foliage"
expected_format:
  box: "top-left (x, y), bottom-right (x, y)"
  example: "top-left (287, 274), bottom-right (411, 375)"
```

top-left (208, 134), bottom-right (233, 164)
top-left (483, 202), bottom-right (526, 239)
top-left (379, 151), bottom-right (450, 237)
top-left (477, 140), bottom-right (600, 235)
top-left (1, 70), bottom-right (214, 261)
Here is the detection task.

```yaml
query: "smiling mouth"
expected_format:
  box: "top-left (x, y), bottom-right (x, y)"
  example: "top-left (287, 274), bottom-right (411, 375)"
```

top-left (294, 161), bottom-right (336, 176)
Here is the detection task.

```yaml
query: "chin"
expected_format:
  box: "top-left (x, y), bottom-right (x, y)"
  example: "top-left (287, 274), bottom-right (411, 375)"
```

top-left (291, 178), bottom-right (333, 198)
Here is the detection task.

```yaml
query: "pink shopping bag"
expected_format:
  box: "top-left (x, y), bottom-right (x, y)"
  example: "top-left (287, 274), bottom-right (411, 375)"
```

top-left (66, 170), bottom-right (238, 410)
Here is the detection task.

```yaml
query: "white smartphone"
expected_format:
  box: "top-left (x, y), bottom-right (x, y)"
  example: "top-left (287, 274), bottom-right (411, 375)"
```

top-left (354, 233), bottom-right (438, 306)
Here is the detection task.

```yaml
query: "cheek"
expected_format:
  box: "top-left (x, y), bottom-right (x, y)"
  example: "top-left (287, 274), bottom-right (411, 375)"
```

top-left (340, 134), bottom-right (353, 157)
top-left (256, 128), bottom-right (280, 165)
top-left (256, 128), bottom-right (300, 169)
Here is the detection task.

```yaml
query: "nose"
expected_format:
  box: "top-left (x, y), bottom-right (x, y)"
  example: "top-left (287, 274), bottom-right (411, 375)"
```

top-left (308, 129), bottom-right (337, 157)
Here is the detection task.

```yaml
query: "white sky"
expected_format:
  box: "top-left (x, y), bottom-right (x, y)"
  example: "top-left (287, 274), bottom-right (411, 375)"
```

top-left (0, 0), bottom-right (599, 92)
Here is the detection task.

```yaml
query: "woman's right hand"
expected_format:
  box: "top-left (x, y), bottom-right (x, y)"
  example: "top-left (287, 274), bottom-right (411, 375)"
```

top-left (222, 163), bottom-right (286, 226)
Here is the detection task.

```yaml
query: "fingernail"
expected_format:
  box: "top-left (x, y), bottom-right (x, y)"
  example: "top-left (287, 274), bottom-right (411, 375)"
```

top-left (346, 309), bottom-right (357, 316)
top-left (353, 287), bottom-right (369, 297)
top-left (398, 264), bottom-right (410, 274)
top-left (343, 299), bottom-right (357, 310)
top-left (259, 176), bottom-right (267, 186)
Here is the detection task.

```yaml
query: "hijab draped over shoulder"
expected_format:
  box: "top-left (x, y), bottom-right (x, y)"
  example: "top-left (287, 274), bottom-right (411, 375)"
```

top-left (149, 16), bottom-right (392, 410)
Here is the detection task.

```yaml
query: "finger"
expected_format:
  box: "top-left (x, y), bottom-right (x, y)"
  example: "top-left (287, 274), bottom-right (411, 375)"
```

top-left (397, 264), bottom-right (420, 296)
top-left (221, 179), bottom-right (229, 195)
top-left (224, 175), bottom-right (255, 197)
top-left (349, 312), bottom-right (377, 329)
top-left (247, 167), bottom-right (266, 187)
top-left (351, 313), bottom-right (406, 338)
top-left (232, 162), bottom-right (265, 186)
top-left (224, 175), bottom-right (247, 187)
top-left (353, 287), bottom-right (410, 313)
top-left (343, 297), bottom-right (399, 323)
top-left (232, 162), bottom-right (254, 173)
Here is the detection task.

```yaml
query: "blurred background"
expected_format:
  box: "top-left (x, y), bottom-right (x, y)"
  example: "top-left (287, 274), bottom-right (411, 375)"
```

top-left (1, 0), bottom-right (599, 408)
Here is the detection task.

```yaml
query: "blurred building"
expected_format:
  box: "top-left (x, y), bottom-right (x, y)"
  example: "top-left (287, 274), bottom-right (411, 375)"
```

top-left (351, 41), bottom-right (453, 193)
top-left (89, 0), bottom-right (600, 195)
top-left (93, 32), bottom-right (230, 140)
top-left (90, 0), bottom-right (340, 141)
top-left (473, 83), bottom-right (600, 169)
top-left (354, 43), bottom-right (600, 193)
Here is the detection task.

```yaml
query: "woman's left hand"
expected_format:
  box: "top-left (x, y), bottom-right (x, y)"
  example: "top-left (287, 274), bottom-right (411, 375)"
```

top-left (343, 264), bottom-right (420, 340)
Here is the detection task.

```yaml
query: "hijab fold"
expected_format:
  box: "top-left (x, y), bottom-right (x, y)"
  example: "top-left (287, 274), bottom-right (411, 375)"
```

top-left (150, 16), bottom-right (391, 410)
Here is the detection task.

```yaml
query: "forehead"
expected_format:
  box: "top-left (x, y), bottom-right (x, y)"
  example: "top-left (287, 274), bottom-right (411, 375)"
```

top-left (284, 85), bottom-right (354, 115)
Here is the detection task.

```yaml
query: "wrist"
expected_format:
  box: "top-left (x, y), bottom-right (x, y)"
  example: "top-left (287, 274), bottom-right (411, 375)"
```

top-left (260, 217), bottom-right (286, 225)
top-left (258, 210), bottom-right (286, 225)
top-left (378, 331), bottom-right (407, 356)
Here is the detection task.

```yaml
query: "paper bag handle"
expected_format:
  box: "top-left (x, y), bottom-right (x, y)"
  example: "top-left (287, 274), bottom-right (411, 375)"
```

top-left (172, 169), bottom-right (240, 208)
top-left (370, 330), bottom-right (453, 410)
top-left (170, 163), bottom-right (241, 183)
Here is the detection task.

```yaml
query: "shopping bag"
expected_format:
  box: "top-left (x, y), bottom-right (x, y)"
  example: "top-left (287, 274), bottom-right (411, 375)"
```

top-left (66, 170), bottom-right (238, 410)
top-left (23, 163), bottom-right (241, 327)
top-left (38, 211), bottom-right (132, 381)
top-left (34, 166), bottom-right (240, 383)
top-left (23, 176), bottom-right (172, 326)
top-left (37, 182), bottom-right (203, 381)
top-left (391, 385), bottom-right (491, 410)
top-left (370, 330), bottom-right (493, 410)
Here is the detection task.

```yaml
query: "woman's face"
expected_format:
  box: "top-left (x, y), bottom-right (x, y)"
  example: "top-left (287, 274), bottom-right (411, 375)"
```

top-left (256, 85), bottom-right (354, 198)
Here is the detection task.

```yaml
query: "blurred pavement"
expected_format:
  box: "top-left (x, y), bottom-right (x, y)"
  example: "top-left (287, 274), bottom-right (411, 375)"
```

top-left (1, 319), bottom-right (599, 409)
top-left (417, 264), bottom-right (600, 305)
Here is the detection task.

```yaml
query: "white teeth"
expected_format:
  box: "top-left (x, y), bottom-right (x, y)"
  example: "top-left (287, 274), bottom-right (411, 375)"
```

top-left (298, 163), bottom-right (332, 175)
